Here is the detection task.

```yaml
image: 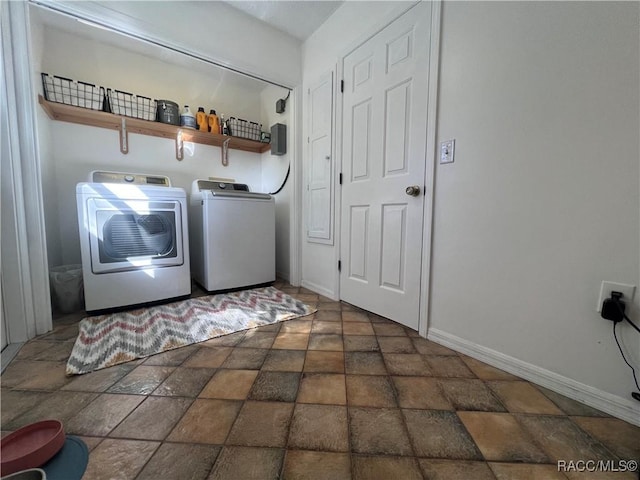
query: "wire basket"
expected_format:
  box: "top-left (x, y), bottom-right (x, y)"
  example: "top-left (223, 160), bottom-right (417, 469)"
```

top-left (228, 117), bottom-right (262, 141)
top-left (41, 73), bottom-right (105, 110)
top-left (107, 89), bottom-right (156, 121)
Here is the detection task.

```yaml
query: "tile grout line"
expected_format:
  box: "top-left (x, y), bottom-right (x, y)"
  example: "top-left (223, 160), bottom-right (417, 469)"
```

top-left (342, 307), bottom-right (355, 479)
top-left (277, 284), bottom-right (306, 479)
top-left (375, 320), bottom-right (425, 476)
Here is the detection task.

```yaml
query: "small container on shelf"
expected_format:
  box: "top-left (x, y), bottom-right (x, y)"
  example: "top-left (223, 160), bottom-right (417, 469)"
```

top-left (207, 109), bottom-right (220, 134)
top-left (180, 105), bottom-right (197, 129)
top-left (220, 113), bottom-right (228, 135)
top-left (41, 73), bottom-right (105, 111)
top-left (156, 100), bottom-right (180, 125)
top-left (196, 107), bottom-right (208, 131)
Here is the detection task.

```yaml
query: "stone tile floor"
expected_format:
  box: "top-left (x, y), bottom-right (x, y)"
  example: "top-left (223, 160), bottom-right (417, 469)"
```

top-left (1, 281), bottom-right (639, 479)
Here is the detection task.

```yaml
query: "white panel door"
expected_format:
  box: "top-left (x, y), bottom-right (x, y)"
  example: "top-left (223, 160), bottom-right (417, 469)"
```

top-left (340, 2), bottom-right (432, 329)
top-left (307, 71), bottom-right (334, 243)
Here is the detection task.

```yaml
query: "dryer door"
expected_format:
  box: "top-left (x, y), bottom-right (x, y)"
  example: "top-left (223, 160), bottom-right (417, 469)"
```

top-left (87, 198), bottom-right (184, 274)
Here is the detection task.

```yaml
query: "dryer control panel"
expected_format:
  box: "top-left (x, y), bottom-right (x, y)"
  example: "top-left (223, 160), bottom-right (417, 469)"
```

top-left (90, 171), bottom-right (171, 187)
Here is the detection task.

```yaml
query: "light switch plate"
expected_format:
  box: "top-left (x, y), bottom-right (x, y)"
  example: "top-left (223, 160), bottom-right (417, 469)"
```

top-left (440, 139), bottom-right (455, 164)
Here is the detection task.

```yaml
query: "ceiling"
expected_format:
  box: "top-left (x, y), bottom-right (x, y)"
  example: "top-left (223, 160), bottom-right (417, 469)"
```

top-left (223, 1), bottom-right (343, 41)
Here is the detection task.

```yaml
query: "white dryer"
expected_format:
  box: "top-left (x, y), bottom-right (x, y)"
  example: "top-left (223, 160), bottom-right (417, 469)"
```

top-left (76, 171), bottom-right (190, 313)
top-left (189, 180), bottom-right (275, 292)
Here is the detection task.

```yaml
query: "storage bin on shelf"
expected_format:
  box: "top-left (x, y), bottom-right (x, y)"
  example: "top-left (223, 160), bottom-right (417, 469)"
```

top-left (107, 89), bottom-right (156, 121)
top-left (228, 117), bottom-right (262, 141)
top-left (41, 73), bottom-right (105, 111)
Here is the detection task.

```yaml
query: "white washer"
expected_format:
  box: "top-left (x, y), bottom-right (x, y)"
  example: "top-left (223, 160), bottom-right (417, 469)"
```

top-left (77, 171), bottom-right (191, 313)
top-left (189, 180), bottom-right (275, 291)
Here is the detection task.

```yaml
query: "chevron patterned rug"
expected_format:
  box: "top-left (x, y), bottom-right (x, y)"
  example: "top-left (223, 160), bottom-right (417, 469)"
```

top-left (66, 286), bottom-right (316, 375)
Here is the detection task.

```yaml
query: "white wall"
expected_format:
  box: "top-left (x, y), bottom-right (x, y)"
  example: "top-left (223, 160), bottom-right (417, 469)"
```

top-left (432, 1), bottom-right (639, 420)
top-left (260, 84), bottom-right (292, 280)
top-left (301, 1), bottom-right (415, 298)
top-left (45, 0), bottom-right (301, 87)
top-left (41, 27), bottom-right (264, 126)
top-left (301, 0), bottom-right (640, 422)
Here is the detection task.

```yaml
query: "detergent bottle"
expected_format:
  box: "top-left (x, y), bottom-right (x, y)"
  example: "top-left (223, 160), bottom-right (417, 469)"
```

top-left (180, 105), bottom-right (196, 129)
top-left (208, 109), bottom-right (220, 134)
top-left (196, 107), bottom-right (208, 131)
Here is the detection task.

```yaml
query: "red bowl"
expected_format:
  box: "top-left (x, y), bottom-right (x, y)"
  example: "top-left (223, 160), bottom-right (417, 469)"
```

top-left (1, 420), bottom-right (65, 476)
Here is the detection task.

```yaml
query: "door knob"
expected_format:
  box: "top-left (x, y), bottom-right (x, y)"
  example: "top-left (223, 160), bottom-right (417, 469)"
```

top-left (405, 185), bottom-right (421, 196)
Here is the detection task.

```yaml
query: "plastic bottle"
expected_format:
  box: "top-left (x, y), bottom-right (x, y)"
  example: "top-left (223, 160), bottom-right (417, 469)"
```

top-left (208, 109), bottom-right (220, 134)
top-left (196, 107), bottom-right (208, 131)
top-left (180, 105), bottom-right (196, 129)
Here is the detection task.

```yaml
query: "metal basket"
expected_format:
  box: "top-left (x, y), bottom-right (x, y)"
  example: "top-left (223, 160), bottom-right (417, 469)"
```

top-left (41, 73), bottom-right (105, 111)
top-left (228, 117), bottom-right (262, 141)
top-left (107, 89), bottom-right (156, 121)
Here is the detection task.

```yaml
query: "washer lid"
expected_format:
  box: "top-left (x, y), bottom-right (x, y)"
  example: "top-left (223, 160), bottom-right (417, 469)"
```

top-left (90, 171), bottom-right (171, 187)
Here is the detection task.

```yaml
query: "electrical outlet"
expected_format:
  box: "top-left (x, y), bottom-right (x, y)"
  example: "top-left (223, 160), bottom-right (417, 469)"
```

top-left (597, 281), bottom-right (636, 312)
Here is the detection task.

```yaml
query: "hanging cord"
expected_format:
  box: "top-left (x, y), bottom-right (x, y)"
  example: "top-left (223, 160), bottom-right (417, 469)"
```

top-left (281, 90), bottom-right (291, 106)
top-left (613, 298), bottom-right (640, 333)
top-left (269, 163), bottom-right (290, 195)
top-left (613, 322), bottom-right (640, 392)
top-left (277, 90), bottom-right (291, 113)
top-left (610, 296), bottom-right (640, 401)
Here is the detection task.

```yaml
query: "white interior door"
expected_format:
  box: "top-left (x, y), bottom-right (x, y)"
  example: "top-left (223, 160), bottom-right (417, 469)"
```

top-left (307, 71), bottom-right (334, 244)
top-left (340, 2), bottom-right (432, 330)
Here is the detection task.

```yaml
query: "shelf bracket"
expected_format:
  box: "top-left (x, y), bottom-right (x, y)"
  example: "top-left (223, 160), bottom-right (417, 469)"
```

top-left (175, 130), bottom-right (184, 161)
top-left (221, 138), bottom-right (230, 166)
top-left (119, 117), bottom-right (129, 154)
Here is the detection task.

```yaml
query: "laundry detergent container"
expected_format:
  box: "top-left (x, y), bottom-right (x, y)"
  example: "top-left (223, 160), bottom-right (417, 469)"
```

top-left (49, 265), bottom-right (84, 313)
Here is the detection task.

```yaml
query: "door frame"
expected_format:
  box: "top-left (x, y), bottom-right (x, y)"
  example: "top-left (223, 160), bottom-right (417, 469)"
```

top-left (335, 1), bottom-right (442, 337)
top-left (1, 0), bottom-right (53, 350)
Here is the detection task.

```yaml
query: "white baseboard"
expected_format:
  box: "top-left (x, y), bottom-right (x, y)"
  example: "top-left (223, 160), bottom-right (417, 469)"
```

top-left (300, 280), bottom-right (337, 301)
top-left (276, 271), bottom-right (290, 283)
top-left (428, 328), bottom-right (640, 426)
top-left (1, 343), bottom-right (23, 374)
